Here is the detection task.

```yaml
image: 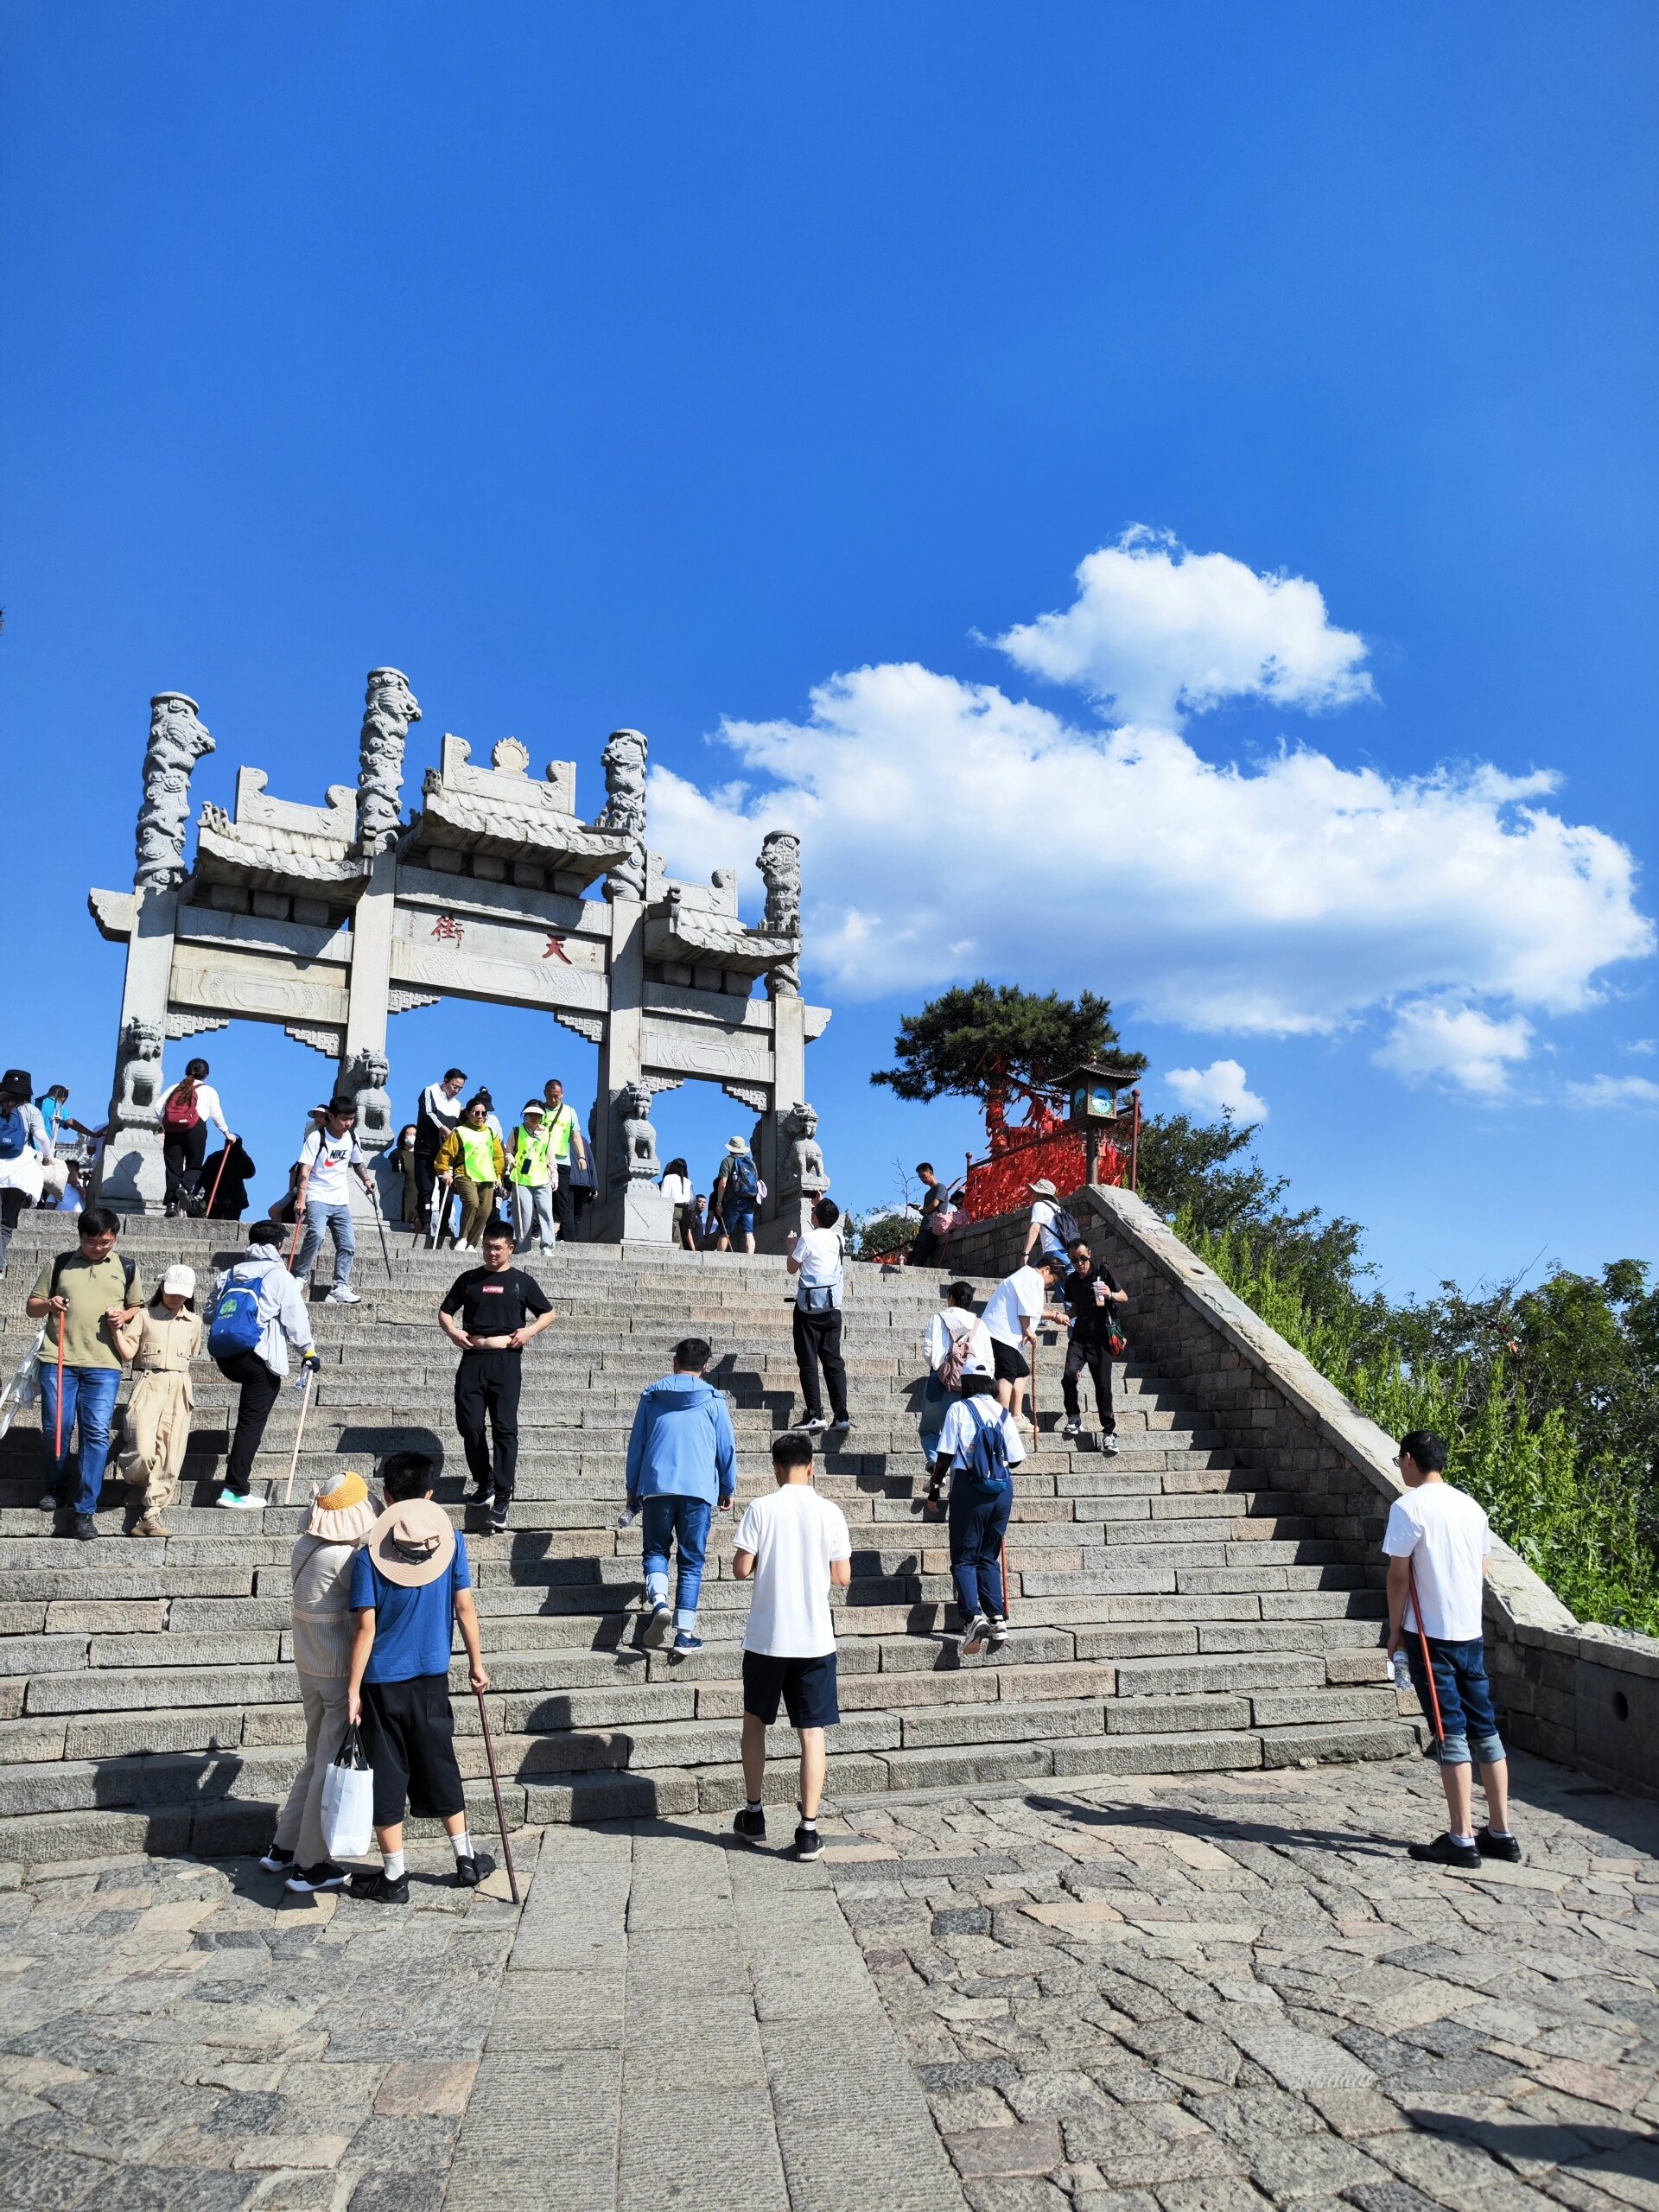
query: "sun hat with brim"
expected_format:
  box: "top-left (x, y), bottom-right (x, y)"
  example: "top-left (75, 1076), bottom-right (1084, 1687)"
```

top-left (303, 1472), bottom-right (380, 1544)
top-left (726, 1136), bottom-right (750, 1154)
top-left (1028, 1179), bottom-right (1059, 1198)
top-left (520, 1100), bottom-right (545, 1117)
top-left (365, 1497), bottom-right (456, 1587)
top-left (161, 1264), bottom-right (197, 1300)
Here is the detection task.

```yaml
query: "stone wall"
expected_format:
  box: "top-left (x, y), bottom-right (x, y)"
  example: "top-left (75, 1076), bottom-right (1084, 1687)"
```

top-left (944, 1180), bottom-right (1659, 1796)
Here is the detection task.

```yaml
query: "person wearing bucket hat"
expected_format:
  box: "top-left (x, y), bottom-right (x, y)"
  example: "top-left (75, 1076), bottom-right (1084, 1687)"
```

top-left (0, 1070), bottom-right (51, 1278)
top-left (709, 1134), bottom-right (760, 1254)
top-left (114, 1264), bottom-right (203, 1537)
top-left (261, 1471), bottom-right (381, 1893)
top-left (345, 1452), bottom-right (490, 1901)
top-left (505, 1098), bottom-right (556, 1255)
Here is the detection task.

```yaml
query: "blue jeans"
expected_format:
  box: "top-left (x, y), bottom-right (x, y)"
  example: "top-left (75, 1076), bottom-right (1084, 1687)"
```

top-left (641, 1495), bottom-right (714, 1632)
top-left (1406, 1635), bottom-right (1505, 1768)
top-left (295, 1200), bottom-right (356, 1286)
top-left (39, 1364), bottom-right (122, 1516)
top-left (948, 1477), bottom-right (1013, 1621)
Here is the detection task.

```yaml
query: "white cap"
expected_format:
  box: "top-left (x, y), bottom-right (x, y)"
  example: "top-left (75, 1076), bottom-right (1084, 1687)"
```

top-left (162, 1264), bottom-right (197, 1299)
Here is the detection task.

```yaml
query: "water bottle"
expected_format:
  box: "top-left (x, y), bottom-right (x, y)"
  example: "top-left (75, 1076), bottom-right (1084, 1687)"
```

top-left (1391, 1649), bottom-right (1412, 1692)
top-left (615, 1507), bottom-right (639, 1531)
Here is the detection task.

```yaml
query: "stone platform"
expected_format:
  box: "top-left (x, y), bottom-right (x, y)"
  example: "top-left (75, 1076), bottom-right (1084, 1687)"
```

top-left (1, 1752), bottom-right (1656, 2211)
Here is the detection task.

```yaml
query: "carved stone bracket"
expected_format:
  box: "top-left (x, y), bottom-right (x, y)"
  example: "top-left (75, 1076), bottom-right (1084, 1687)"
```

top-left (165, 1013), bottom-right (229, 1041)
top-left (285, 1023), bottom-right (346, 1058)
top-left (640, 1077), bottom-right (684, 1101)
top-left (721, 1080), bottom-right (770, 1113)
top-left (554, 1010), bottom-right (606, 1045)
top-left (387, 986), bottom-right (442, 1016)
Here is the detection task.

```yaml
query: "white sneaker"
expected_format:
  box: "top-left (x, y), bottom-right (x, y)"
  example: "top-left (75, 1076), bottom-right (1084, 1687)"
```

top-left (1061, 1418), bottom-right (1081, 1439)
top-left (216, 1491), bottom-right (266, 1510)
top-left (1103, 1434), bottom-right (1120, 1456)
top-left (958, 1612), bottom-right (989, 1659)
top-left (327, 1286), bottom-right (361, 1305)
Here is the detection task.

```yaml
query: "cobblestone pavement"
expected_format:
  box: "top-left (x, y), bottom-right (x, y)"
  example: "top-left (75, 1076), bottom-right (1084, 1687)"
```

top-left (1, 1752), bottom-right (1657, 2212)
top-left (822, 1750), bottom-right (1659, 2212)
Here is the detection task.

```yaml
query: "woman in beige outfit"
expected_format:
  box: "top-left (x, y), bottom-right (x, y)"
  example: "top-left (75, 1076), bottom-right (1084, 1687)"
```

top-left (264, 1472), bottom-right (379, 1891)
top-left (116, 1264), bottom-right (203, 1538)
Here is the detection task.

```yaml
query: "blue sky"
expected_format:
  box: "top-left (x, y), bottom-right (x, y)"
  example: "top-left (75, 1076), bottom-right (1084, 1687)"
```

top-left (3, 3), bottom-right (1655, 1296)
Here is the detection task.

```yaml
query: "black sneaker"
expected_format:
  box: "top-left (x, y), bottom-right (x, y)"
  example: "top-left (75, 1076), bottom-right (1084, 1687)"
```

top-left (454, 1854), bottom-right (483, 1888)
top-left (793, 1823), bottom-right (823, 1862)
top-left (799, 1415), bottom-right (829, 1435)
top-left (259, 1843), bottom-right (296, 1873)
top-left (37, 1490), bottom-right (59, 1513)
top-left (73, 1515), bottom-right (98, 1542)
top-left (467, 1482), bottom-right (492, 1507)
top-left (1408, 1833), bottom-right (1480, 1870)
top-left (828, 1416), bottom-right (853, 1435)
top-left (733, 1805), bottom-right (767, 1847)
top-left (284, 1861), bottom-right (347, 1892)
top-left (489, 1503), bottom-right (510, 1533)
top-left (1476, 1826), bottom-right (1522, 1863)
top-left (348, 1869), bottom-right (410, 1904)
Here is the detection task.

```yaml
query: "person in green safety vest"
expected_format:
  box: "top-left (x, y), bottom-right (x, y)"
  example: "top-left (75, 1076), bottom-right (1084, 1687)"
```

top-left (506, 1099), bottom-right (556, 1255)
top-left (540, 1077), bottom-right (589, 1244)
top-left (433, 1097), bottom-right (506, 1249)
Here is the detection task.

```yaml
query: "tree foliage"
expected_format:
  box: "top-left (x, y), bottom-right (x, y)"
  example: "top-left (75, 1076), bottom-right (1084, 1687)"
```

top-left (1156, 1118), bottom-right (1659, 1632)
top-left (871, 981), bottom-right (1145, 1105)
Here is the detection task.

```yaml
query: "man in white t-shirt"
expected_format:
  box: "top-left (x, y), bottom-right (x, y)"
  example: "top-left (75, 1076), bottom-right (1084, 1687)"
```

top-left (1383, 1429), bottom-right (1518, 1869)
top-left (788, 1198), bottom-right (849, 1436)
top-left (730, 1432), bottom-right (852, 1861)
top-left (293, 1098), bottom-right (375, 1306)
top-left (981, 1255), bottom-right (1067, 1432)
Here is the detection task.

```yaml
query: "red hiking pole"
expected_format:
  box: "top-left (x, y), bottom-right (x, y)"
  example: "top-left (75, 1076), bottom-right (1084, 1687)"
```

top-left (53, 1316), bottom-right (65, 1461)
top-left (1407, 1561), bottom-right (1445, 1749)
top-left (474, 1685), bottom-right (520, 1904)
top-left (286, 1210), bottom-right (304, 1268)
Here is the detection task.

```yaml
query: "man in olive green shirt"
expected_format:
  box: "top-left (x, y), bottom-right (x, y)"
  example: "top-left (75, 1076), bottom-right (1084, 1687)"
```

top-left (26, 1206), bottom-right (143, 1541)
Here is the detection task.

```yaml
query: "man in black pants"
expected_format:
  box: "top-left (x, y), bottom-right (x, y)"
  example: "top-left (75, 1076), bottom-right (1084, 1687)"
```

top-left (787, 1198), bottom-right (850, 1438)
top-left (1059, 1239), bottom-right (1128, 1455)
top-left (438, 1225), bottom-right (556, 1532)
top-left (208, 1220), bottom-right (320, 1509)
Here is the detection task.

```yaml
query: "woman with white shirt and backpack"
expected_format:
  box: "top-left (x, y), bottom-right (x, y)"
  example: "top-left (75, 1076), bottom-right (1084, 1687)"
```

top-left (919, 1282), bottom-right (994, 1512)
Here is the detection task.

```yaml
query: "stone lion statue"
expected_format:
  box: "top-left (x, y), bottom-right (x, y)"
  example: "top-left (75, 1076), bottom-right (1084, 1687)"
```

top-left (779, 1100), bottom-right (828, 1198)
top-left (112, 1018), bottom-right (165, 1127)
top-left (617, 1080), bottom-right (658, 1181)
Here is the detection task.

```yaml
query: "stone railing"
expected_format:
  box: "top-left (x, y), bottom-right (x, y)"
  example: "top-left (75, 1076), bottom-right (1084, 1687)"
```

top-left (941, 1183), bottom-right (1659, 1796)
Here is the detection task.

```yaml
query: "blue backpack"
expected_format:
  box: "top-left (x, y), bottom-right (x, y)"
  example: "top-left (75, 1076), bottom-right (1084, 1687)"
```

top-left (963, 1399), bottom-right (1014, 1491)
top-left (724, 1152), bottom-right (758, 1201)
top-left (208, 1270), bottom-right (266, 1358)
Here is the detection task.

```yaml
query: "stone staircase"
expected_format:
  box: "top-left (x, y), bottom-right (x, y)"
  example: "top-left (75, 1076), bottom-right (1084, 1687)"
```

top-left (0, 1210), bottom-right (1416, 1861)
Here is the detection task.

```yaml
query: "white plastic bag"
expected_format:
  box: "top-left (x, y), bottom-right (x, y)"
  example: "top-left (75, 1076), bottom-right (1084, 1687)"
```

top-left (320, 1722), bottom-right (374, 1859)
top-left (0, 1330), bottom-right (45, 1442)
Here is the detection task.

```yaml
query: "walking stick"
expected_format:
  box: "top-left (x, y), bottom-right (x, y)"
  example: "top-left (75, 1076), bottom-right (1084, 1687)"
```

top-left (473, 1684), bottom-right (520, 1904)
top-left (367, 1184), bottom-right (394, 1277)
top-left (1027, 1338), bottom-right (1040, 1455)
top-left (53, 1319), bottom-right (65, 1461)
top-left (205, 1140), bottom-right (233, 1219)
top-left (286, 1209), bottom-right (304, 1269)
top-left (1407, 1561), bottom-right (1446, 1750)
top-left (283, 1368), bottom-right (316, 1505)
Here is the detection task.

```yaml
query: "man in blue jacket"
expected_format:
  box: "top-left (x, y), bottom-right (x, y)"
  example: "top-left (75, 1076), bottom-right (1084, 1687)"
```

top-left (626, 1335), bottom-right (737, 1660)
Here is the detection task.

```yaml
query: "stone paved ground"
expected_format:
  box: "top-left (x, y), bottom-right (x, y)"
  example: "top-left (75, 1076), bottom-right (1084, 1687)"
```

top-left (0, 1752), bottom-right (1656, 2211)
top-left (824, 1750), bottom-right (1659, 2212)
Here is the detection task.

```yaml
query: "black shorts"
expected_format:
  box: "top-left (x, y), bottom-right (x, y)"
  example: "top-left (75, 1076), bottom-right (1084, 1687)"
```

top-left (991, 1339), bottom-right (1029, 1382)
top-left (359, 1674), bottom-right (466, 1828)
top-left (741, 1649), bottom-right (840, 1731)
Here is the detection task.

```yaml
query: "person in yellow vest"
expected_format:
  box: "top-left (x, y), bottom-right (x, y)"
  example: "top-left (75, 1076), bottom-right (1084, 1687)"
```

top-left (507, 1098), bottom-right (556, 1255)
top-left (114, 1263), bottom-right (203, 1539)
top-left (433, 1096), bottom-right (506, 1249)
top-left (540, 1077), bottom-right (589, 1243)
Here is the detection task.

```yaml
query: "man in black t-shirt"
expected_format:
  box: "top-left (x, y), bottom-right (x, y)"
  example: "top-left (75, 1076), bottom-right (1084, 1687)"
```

top-left (438, 1225), bottom-right (556, 1530)
top-left (1060, 1240), bottom-right (1128, 1452)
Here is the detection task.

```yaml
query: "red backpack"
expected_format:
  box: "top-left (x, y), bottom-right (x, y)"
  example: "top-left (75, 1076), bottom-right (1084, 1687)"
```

top-left (163, 1086), bottom-right (200, 1130)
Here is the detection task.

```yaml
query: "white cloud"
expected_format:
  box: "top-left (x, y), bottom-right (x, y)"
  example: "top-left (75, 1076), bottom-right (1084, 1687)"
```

top-left (1567, 1074), bottom-right (1659, 1110)
top-left (1624, 1039), bottom-right (1656, 1057)
top-left (995, 527), bottom-right (1374, 726)
top-left (1165, 1059), bottom-right (1268, 1122)
top-left (649, 660), bottom-right (1652, 1043)
top-left (1372, 998), bottom-right (1535, 1095)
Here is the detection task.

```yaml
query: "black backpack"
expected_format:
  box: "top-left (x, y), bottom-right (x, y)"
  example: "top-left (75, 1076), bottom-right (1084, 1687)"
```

top-left (1045, 1203), bottom-right (1081, 1254)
